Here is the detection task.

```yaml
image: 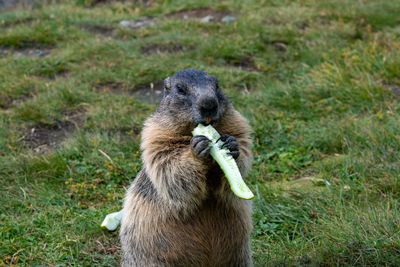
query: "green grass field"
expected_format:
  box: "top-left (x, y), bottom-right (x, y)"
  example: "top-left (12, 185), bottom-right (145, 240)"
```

top-left (1, 0), bottom-right (399, 266)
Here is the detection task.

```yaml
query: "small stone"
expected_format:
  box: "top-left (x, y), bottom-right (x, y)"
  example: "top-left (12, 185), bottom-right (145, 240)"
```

top-left (27, 49), bottom-right (44, 57)
top-left (183, 15), bottom-right (188, 20)
top-left (119, 19), bottom-right (154, 29)
top-left (221, 16), bottom-right (236, 23)
top-left (119, 20), bottom-right (132, 27)
top-left (201, 15), bottom-right (214, 23)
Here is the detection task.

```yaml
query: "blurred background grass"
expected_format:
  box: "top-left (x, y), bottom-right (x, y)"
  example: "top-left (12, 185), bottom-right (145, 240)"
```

top-left (0, 0), bottom-right (399, 266)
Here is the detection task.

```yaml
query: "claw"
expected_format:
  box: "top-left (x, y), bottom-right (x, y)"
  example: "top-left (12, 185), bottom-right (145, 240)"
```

top-left (216, 134), bottom-right (228, 143)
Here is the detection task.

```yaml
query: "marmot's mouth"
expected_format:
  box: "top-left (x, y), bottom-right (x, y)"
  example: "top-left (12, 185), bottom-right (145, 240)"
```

top-left (194, 114), bottom-right (220, 127)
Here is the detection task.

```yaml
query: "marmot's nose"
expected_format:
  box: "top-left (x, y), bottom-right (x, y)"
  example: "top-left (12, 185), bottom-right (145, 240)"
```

top-left (199, 97), bottom-right (219, 119)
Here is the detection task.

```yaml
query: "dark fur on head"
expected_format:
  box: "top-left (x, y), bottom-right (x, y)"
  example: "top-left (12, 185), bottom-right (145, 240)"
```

top-left (157, 69), bottom-right (229, 131)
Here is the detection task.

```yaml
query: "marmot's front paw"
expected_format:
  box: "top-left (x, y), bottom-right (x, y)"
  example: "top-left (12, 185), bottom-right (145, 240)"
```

top-left (191, 135), bottom-right (211, 159)
top-left (218, 134), bottom-right (240, 159)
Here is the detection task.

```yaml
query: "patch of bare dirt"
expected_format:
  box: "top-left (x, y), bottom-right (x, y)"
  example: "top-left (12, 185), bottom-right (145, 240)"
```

top-left (167, 7), bottom-right (232, 22)
top-left (0, 40), bottom-right (54, 60)
top-left (140, 43), bottom-right (195, 55)
top-left (0, 47), bottom-right (51, 58)
top-left (95, 81), bottom-right (164, 104)
top-left (133, 81), bottom-right (164, 104)
top-left (21, 122), bottom-right (74, 153)
top-left (21, 111), bottom-right (85, 153)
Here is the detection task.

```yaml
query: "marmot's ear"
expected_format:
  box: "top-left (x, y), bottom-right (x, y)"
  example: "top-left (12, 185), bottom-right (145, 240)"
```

top-left (164, 77), bottom-right (171, 96)
top-left (210, 75), bottom-right (218, 84)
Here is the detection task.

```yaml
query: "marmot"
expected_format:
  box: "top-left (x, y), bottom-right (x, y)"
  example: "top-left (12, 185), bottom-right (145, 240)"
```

top-left (120, 69), bottom-right (253, 266)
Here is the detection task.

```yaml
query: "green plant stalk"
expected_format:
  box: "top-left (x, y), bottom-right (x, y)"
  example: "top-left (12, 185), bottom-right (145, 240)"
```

top-left (192, 124), bottom-right (254, 200)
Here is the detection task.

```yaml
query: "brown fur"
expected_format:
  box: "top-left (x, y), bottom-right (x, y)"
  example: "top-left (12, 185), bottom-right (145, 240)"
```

top-left (120, 71), bottom-right (253, 267)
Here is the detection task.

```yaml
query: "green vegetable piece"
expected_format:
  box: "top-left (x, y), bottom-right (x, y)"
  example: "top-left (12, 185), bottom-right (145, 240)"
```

top-left (192, 124), bottom-right (254, 200)
top-left (101, 210), bottom-right (123, 231)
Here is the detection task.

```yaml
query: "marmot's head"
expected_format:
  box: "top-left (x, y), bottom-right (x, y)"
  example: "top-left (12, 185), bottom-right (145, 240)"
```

top-left (159, 69), bottom-right (229, 128)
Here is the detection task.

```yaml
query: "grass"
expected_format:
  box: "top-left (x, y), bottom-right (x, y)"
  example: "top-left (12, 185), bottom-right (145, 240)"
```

top-left (1, 0), bottom-right (400, 266)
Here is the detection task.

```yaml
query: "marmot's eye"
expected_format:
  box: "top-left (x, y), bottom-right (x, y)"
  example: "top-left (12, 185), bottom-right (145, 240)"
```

top-left (176, 84), bottom-right (187, 95)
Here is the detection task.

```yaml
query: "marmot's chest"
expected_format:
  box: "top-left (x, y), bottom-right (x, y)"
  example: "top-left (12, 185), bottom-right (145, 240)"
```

top-left (205, 165), bottom-right (225, 192)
